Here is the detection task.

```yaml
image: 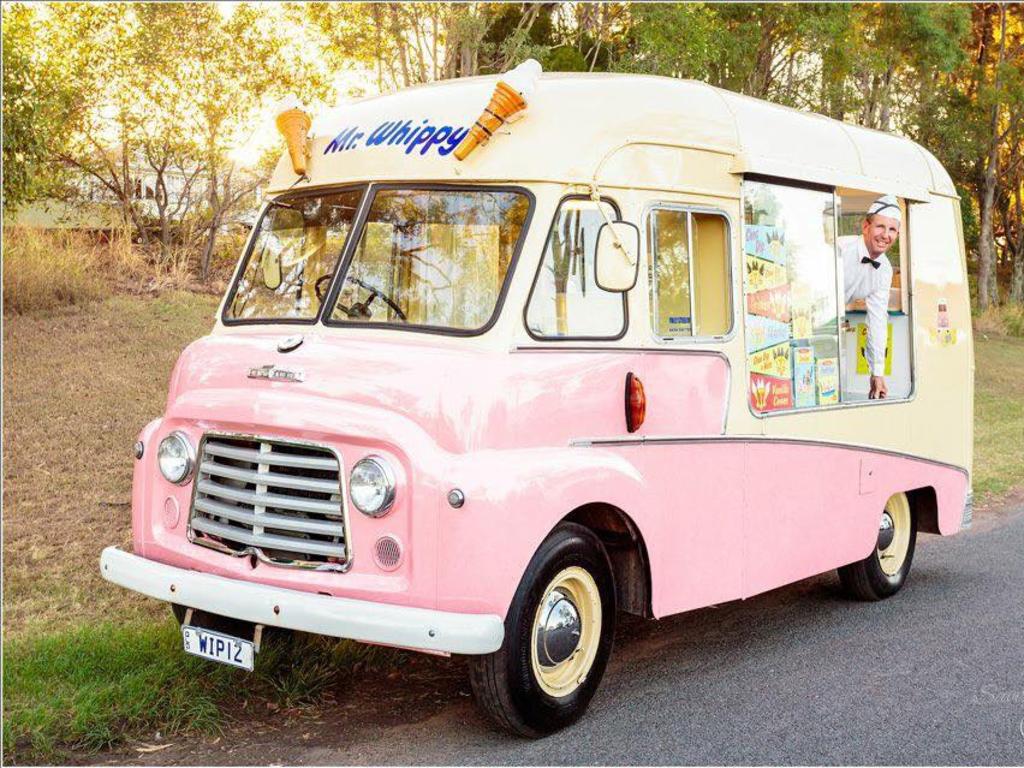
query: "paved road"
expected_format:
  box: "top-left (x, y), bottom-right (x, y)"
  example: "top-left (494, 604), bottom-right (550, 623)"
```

top-left (113, 503), bottom-right (1024, 765)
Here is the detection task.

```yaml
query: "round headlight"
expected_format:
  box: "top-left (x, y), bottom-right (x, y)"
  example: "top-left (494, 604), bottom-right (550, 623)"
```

top-left (158, 432), bottom-right (195, 485)
top-left (349, 456), bottom-right (396, 517)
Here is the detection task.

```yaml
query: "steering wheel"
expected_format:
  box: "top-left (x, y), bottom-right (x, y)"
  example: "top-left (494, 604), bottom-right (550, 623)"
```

top-left (314, 274), bottom-right (334, 303)
top-left (334, 275), bottom-right (407, 321)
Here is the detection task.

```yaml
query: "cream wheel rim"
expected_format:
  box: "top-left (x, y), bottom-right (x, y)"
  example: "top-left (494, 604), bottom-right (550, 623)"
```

top-left (877, 493), bottom-right (911, 576)
top-left (530, 566), bottom-right (602, 698)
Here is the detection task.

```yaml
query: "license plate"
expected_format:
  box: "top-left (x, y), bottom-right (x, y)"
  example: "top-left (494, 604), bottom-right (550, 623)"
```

top-left (182, 625), bottom-right (255, 671)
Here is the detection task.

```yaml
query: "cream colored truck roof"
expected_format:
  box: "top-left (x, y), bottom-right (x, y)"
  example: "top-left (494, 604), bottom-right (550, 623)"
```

top-left (267, 73), bottom-right (955, 201)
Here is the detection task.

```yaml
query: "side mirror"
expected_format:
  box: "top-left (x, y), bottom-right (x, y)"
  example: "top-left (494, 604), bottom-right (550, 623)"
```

top-left (595, 221), bottom-right (640, 292)
top-left (261, 249), bottom-right (282, 290)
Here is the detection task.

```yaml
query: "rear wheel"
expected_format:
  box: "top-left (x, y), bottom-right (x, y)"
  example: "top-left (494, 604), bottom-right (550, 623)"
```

top-left (838, 492), bottom-right (917, 601)
top-left (469, 523), bottom-right (616, 737)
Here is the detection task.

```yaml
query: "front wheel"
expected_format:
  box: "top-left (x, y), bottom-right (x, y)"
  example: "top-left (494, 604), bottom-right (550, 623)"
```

top-left (838, 492), bottom-right (917, 601)
top-left (468, 523), bottom-right (616, 737)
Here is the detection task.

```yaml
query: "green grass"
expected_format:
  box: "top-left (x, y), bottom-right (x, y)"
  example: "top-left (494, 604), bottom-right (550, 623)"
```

top-left (1, 619), bottom-right (233, 761)
top-left (1, 618), bottom-right (407, 763)
top-left (972, 333), bottom-right (1024, 500)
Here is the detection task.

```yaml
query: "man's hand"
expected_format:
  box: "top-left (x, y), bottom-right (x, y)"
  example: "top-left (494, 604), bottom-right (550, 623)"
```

top-left (869, 375), bottom-right (888, 400)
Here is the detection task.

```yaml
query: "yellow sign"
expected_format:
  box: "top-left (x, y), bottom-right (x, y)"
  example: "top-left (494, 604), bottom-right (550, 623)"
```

top-left (749, 341), bottom-right (791, 379)
top-left (856, 322), bottom-right (893, 375)
top-left (744, 255), bottom-right (788, 293)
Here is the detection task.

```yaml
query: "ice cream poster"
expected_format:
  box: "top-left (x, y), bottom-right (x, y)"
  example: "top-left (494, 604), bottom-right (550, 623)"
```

top-left (745, 314), bottom-right (791, 352)
top-left (817, 357), bottom-right (839, 405)
top-left (748, 341), bottom-right (792, 380)
top-left (789, 283), bottom-right (814, 340)
top-left (749, 372), bottom-right (793, 412)
top-left (746, 284), bottom-right (791, 323)
top-left (793, 347), bottom-right (817, 408)
top-left (744, 224), bottom-right (787, 265)
top-left (744, 255), bottom-right (787, 293)
top-left (855, 322), bottom-right (893, 375)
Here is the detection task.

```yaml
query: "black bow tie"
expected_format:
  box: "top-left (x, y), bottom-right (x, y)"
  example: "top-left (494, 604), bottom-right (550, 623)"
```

top-left (861, 256), bottom-right (881, 270)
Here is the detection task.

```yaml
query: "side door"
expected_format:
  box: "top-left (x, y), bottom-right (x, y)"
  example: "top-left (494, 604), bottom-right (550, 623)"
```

top-left (739, 178), bottom-right (852, 596)
top-left (638, 203), bottom-right (746, 614)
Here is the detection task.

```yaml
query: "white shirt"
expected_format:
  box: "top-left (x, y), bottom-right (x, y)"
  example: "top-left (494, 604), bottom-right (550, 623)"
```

top-left (838, 235), bottom-right (893, 377)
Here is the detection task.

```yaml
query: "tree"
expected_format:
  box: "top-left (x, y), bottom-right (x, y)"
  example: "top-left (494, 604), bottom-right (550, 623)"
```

top-left (1, 4), bottom-right (79, 213)
top-left (31, 2), bottom-right (327, 277)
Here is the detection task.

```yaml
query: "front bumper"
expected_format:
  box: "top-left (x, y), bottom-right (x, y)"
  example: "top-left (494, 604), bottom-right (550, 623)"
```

top-left (100, 547), bottom-right (504, 655)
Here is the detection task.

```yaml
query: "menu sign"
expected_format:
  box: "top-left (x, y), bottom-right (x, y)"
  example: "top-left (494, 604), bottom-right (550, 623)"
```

top-left (793, 347), bottom-right (817, 408)
top-left (749, 341), bottom-right (792, 380)
top-left (749, 372), bottom-right (793, 412)
top-left (746, 284), bottom-right (792, 324)
top-left (744, 255), bottom-right (788, 293)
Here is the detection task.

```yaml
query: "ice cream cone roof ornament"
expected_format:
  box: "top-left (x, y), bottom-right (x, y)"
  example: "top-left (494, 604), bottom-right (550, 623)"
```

top-left (274, 94), bottom-right (312, 177)
top-left (454, 59), bottom-right (542, 162)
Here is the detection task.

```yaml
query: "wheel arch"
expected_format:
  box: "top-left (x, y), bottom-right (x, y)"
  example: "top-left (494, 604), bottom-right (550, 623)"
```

top-left (562, 502), bottom-right (652, 618)
top-left (906, 485), bottom-right (939, 534)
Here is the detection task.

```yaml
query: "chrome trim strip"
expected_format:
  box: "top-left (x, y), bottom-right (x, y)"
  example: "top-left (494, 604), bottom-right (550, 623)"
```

top-left (203, 442), bottom-right (338, 470)
top-left (187, 431), bottom-right (354, 573)
top-left (568, 433), bottom-right (969, 478)
top-left (201, 461), bottom-right (340, 494)
top-left (100, 547), bottom-right (503, 655)
top-left (510, 345), bottom-right (731, 356)
top-left (197, 478), bottom-right (342, 516)
top-left (191, 517), bottom-right (346, 558)
top-left (194, 497), bottom-right (345, 537)
top-left (755, 390), bottom-right (912, 417)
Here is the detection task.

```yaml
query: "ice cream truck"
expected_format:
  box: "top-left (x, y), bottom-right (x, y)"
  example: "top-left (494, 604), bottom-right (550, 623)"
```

top-left (100, 62), bottom-right (974, 736)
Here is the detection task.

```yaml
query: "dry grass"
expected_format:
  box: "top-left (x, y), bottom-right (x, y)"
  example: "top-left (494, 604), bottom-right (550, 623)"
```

top-left (972, 333), bottom-right (1024, 500)
top-left (2, 227), bottom-right (106, 314)
top-left (2, 291), bottom-right (220, 638)
top-left (973, 303), bottom-right (1024, 338)
top-left (2, 226), bottom-right (235, 317)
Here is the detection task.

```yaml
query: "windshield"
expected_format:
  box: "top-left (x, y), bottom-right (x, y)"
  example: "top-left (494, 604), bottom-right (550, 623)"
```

top-left (328, 187), bottom-right (531, 332)
top-left (225, 188), bottom-right (364, 322)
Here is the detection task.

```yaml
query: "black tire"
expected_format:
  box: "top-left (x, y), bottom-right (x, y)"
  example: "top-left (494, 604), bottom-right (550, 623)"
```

top-left (838, 494), bottom-right (917, 601)
top-left (468, 522), bottom-right (616, 738)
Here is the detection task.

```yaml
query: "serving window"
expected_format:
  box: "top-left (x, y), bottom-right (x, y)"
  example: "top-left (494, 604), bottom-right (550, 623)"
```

top-left (742, 180), bottom-right (841, 413)
top-left (742, 179), bottom-right (914, 414)
top-left (837, 189), bottom-right (907, 313)
top-left (648, 207), bottom-right (732, 339)
top-left (836, 189), bottom-right (912, 401)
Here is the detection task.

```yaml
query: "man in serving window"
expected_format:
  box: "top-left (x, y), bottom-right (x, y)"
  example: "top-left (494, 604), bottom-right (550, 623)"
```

top-left (838, 195), bottom-right (900, 400)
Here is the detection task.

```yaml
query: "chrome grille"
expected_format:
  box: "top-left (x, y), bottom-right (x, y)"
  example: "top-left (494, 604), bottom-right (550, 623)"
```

top-left (188, 435), bottom-right (349, 570)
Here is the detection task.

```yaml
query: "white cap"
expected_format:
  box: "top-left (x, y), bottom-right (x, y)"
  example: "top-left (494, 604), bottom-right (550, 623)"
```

top-left (502, 59), bottom-right (543, 98)
top-left (867, 194), bottom-right (901, 223)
